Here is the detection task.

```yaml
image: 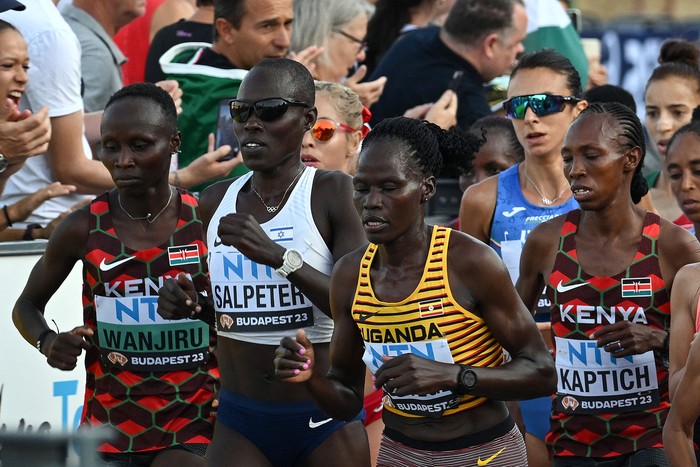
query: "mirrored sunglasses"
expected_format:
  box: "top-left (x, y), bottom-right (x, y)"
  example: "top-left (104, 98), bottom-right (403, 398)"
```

top-left (229, 97), bottom-right (309, 123)
top-left (311, 118), bottom-right (358, 142)
top-left (503, 94), bottom-right (581, 119)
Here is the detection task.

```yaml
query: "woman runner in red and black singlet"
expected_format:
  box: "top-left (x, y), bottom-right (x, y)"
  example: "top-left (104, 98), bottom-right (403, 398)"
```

top-left (12, 83), bottom-right (218, 466)
top-left (518, 102), bottom-right (700, 466)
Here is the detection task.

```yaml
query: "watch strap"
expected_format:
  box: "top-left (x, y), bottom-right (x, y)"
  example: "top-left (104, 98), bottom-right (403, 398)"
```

top-left (23, 223), bottom-right (42, 241)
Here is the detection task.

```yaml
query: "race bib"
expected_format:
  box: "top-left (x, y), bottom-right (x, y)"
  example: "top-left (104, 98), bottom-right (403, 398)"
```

top-left (210, 252), bottom-right (314, 332)
top-left (363, 339), bottom-right (459, 418)
top-left (554, 336), bottom-right (659, 414)
top-left (95, 295), bottom-right (210, 372)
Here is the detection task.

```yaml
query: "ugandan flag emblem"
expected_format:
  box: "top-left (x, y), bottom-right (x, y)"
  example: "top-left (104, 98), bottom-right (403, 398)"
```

top-left (418, 298), bottom-right (444, 318)
top-left (168, 244), bottom-right (200, 266)
top-left (621, 277), bottom-right (652, 298)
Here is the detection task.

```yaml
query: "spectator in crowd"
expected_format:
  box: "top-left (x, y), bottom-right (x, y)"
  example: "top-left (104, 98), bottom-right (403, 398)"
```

top-left (0, 0), bottom-right (112, 229)
top-left (150, 0), bottom-right (195, 40)
top-left (363, 0), bottom-right (456, 77)
top-left (292, 0), bottom-right (386, 108)
top-left (518, 101), bottom-right (700, 466)
top-left (12, 82), bottom-right (219, 466)
top-left (0, 18), bottom-right (73, 238)
top-left (61, 0), bottom-right (147, 112)
top-left (159, 0), bottom-right (320, 192)
top-left (145, 0), bottom-right (214, 83)
top-left (301, 81), bottom-right (366, 174)
top-left (158, 58), bottom-right (369, 466)
top-left (369, 0), bottom-right (527, 130)
top-left (113, 0), bottom-right (167, 85)
top-left (0, 0), bottom-right (241, 234)
top-left (275, 116), bottom-right (555, 466)
top-left (644, 39), bottom-right (700, 226)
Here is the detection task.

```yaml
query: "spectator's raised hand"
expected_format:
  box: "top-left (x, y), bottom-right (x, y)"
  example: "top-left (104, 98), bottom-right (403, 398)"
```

top-left (0, 99), bottom-right (51, 160)
top-left (288, 45), bottom-right (324, 77)
top-left (403, 90), bottom-right (458, 130)
top-left (175, 133), bottom-right (243, 188)
top-left (155, 79), bottom-right (183, 114)
top-left (345, 65), bottom-right (386, 107)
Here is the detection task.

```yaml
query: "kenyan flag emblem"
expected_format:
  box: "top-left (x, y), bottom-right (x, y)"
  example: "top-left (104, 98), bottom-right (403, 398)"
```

top-left (168, 244), bottom-right (200, 266)
top-left (621, 277), bottom-right (652, 298)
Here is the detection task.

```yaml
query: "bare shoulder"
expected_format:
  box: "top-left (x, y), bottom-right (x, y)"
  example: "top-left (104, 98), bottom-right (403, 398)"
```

top-left (460, 176), bottom-right (498, 214)
top-left (331, 245), bottom-right (367, 282)
top-left (446, 228), bottom-right (502, 268)
top-left (198, 178), bottom-right (236, 223)
top-left (312, 168), bottom-right (353, 193)
top-left (459, 176), bottom-right (498, 241)
top-left (657, 217), bottom-right (700, 272)
top-left (526, 214), bottom-right (567, 247)
top-left (46, 204), bottom-right (91, 260)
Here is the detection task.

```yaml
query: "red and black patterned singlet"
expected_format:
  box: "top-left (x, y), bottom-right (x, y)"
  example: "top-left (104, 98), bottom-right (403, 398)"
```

top-left (81, 190), bottom-right (219, 453)
top-left (546, 210), bottom-right (669, 458)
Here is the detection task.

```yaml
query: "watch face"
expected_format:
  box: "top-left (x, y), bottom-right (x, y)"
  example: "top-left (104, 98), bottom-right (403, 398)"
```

top-left (0, 155), bottom-right (7, 173)
top-left (460, 369), bottom-right (476, 389)
top-left (286, 249), bottom-right (303, 269)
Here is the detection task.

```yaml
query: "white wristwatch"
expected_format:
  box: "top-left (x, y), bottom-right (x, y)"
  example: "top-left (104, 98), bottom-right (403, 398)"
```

top-left (275, 249), bottom-right (303, 278)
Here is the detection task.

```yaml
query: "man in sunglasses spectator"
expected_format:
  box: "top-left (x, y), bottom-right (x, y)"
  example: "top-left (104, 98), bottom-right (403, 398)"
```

top-left (160, 0), bottom-right (321, 193)
top-left (157, 58), bottom-right (369, 466)
top-left (369, 0), bottom-right (527, 130)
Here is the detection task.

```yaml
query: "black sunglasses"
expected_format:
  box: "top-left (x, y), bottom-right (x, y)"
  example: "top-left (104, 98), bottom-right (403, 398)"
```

top-left (229, 97), bottom-right (309, 123)
top-left (503, 94), bottom-right (581, 119)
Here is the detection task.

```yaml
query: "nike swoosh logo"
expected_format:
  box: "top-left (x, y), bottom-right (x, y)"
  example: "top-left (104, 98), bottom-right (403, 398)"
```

top-left (502, 207), bottom-right (526, 218)
top-left (477, 447), bottom-right (505, 466)
top-left (99, 256), bottom-right (136, 271)
top-left (556, 280), bottom-right (588, 293)
top-left (373, 403), bottom-right (383, 413)
top-left (308, 417), bottom-right (333, 429)
top-left (213, 237), bottom-right (223, 247)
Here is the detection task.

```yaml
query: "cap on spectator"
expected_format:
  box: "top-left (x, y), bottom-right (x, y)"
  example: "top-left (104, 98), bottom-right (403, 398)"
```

top-left (0, 0), bottom-right (25, 12)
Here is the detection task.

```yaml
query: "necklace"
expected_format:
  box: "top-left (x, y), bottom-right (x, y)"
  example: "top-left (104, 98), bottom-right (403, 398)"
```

top-left (523, 166), bottom-right (569, 206)
top-left (118, 186), bottom-right (174, 224)
top-left (251, 167), bottom-right (304, 213)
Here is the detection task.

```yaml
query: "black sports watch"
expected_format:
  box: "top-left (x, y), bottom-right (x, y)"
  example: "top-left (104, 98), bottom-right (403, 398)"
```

top-left (456, 365), bottom-right (477, 395)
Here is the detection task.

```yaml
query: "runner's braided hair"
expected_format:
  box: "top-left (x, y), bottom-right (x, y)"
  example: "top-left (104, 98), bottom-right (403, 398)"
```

top-left (362, 116), bottom-right (479, 178)
top-left (578, 102), bottom-right (648, 204)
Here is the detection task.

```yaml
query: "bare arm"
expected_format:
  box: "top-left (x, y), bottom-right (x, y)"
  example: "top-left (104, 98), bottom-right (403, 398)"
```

top-left (663, 334), bottom-right (700, 466)
top-left (12, 207), bottom-right (92, 368)
top-left (48, 111), bottom-right (114, 193)
top-left (453, 234), bottom-right (555, 399)
top-left (275, 251), bottom-right (368, 420)
top-left (669, 265), bottom-right (700, 400)
top-left (515, 221), bottom-right (558, 314)
top-left (458, 177), bottom-right (497, 244)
